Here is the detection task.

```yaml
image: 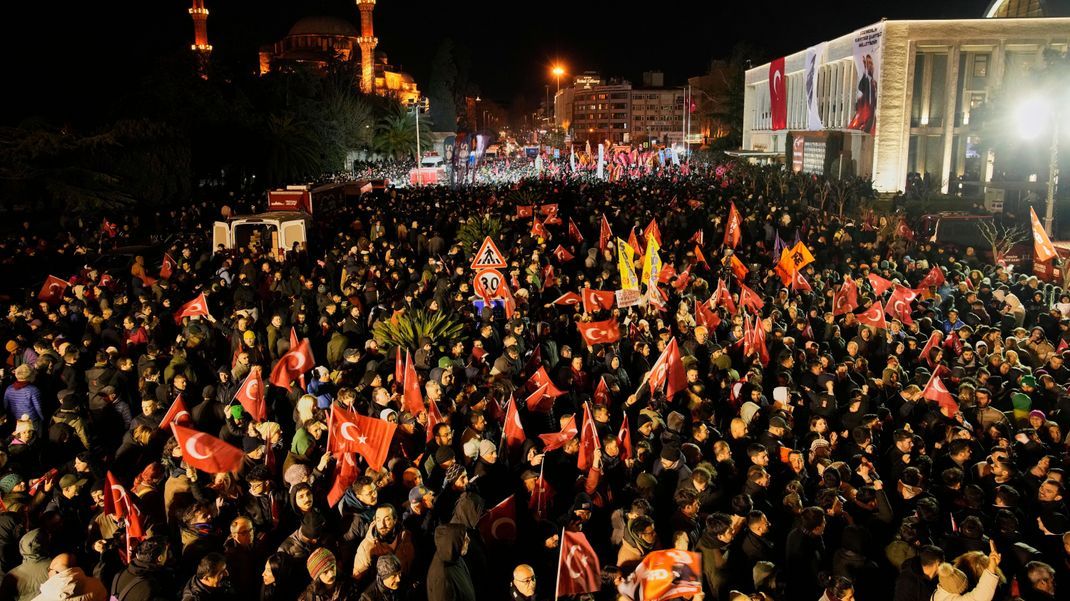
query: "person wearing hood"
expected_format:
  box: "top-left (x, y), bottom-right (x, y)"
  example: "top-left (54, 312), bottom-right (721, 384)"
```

top-left (617, 515), bottom-right (656, 574)
top-left (894, 545), bottom-right (944, 601)
top-left (29, 553), bottom-right (106, 601)
top-left (426, 524), bottom-right (475, 601)
top-left (108, 537), bottom-right (172, 601)
top-left (352, 505), bottom-right (414, 584)
top-left (0, 529), bottom-right (49, 601)
top-left (358, 554), bottom-right (405, 601)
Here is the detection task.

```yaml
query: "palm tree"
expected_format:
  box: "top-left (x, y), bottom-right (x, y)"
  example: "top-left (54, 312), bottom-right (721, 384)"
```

top-left (263, 113), bottom-right (322, 185)
top-left (373, 105), bottom-right (432, 161)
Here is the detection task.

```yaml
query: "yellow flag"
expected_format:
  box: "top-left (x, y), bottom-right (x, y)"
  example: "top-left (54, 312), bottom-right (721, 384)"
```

top-left (640, 234), bottom-right (662, 288)
top-left (617, 237), bottom-right (639, 290)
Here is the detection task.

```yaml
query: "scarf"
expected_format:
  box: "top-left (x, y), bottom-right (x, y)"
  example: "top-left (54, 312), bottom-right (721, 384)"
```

top-left (622, 518), bottom-right (654, 555)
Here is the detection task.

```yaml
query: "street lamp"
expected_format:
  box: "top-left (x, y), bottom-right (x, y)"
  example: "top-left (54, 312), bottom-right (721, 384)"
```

top-left (1014, 95), bottom-right (1058, 235)
top-left (551, 65), bottom-right (565, 124)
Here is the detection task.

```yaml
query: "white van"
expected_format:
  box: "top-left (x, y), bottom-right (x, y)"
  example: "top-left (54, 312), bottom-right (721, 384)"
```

top-left (212, 211), bottom-right (310, 257)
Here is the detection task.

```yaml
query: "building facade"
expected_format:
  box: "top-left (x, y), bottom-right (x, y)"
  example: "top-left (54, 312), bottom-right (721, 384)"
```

top-left (556, 73), bottom-right (685, 146)
top-left (742, 6), bottom-right (1070, 194)
top-left (258, 14), bottom-right (419, 105)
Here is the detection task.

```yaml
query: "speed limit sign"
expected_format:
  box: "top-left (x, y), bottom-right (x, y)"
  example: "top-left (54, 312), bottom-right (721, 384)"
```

top-left (473, 268), bottom-right (504, 299)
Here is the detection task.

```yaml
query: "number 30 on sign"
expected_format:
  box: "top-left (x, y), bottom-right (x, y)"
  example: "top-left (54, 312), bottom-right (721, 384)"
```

top-left (474, 268), bottom-right (504, 300)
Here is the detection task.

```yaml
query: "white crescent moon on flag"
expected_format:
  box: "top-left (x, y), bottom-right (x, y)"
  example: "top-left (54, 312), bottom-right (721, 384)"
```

top-left (490, 516), bottom-right (516, 540)
top-left (175, 410), bottom-right (190, 423)
top-left (340, 422), bottom-right (362, 443)
top-left (566, 545), bottom-right (589, 579)
top-left (773, 70), bottom-right (782, 95)
top-left (185, 433), bottom-right (211, 460)
top-left (111, 484), bottom-right (128, 505)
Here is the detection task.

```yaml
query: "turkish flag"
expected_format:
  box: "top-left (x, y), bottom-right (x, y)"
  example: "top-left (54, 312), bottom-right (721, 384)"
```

top-left (394, 347), bottom-right (404, 391)
top-left (159, 394), bottom-right (191, 430)
top-left (649, 338), bottom-right (687, 399)
top-left (856, 302), bottom-right (888, 330)
top-left (577, 403), bottom-right (601, 471)
top-left (531, 217), bottom-right (548, 238)
top-left (38, 275), bottom-right (69, 304)
top-left (269, 339), bottom-right (314, 391)
top-left (689, 230), bottom-right (704, 246)
top-left (868, 273), bottom-right (894, 296)
top-left (327, 452), bottom-right (359, 507)
top-left (540, 203), bottom-right (560, 218)
top-left (235, 366), bottom-right (267, 421)
top-left (160, 253), bottom-right (177, 280)
top-left (503, 395), bottom-right (526, 453)
top-left (695, 298), bottom-right (721, 329)
top-left (478, 495), bottom-right (518, 545)
top-left (789, 269), bottom-right (812, 292)
top-left (402, 350), bottom-right (425, 415)
top-left (539, 414), bottom-right (578, 452)
top-left (578, 319), bottom-right (622, 346)
top-left (923, 373), bottom-right (957, 415)
top-left (171, 424), bottom-right (244, 473)
top-left (885, 285), bottom-right (917, 325)
top-left (738, 283), bottom-right (765, 313)
top-left (832, 278), bottom-right (859, 316)
top-left (522, 346), bottom-right (544, 380)
top-left (289, 327), bottom-right (300, 355)
top-left (1031, 207), bottom-right (1058, 262)
top-left (124, 502), bottom-right (145, 562)
top-left (643, 219), bottom-right (662, 246)
top-left (599, 214), bottom-right (612, 252)
top-left (896, 218), bottom-right (915, 241)
top-left (425, 398), bottom-right (444, 443)
top-left (672, 266), bottom-right (692, 293)
top-left (553, 245), bottom-right (574, 263)
top-left (104, 471), bottom-right (133, 521)
top-left (919, 331), bottom-right (945, 367)
top-left (769, 57), bottom-right (787, 130)
top-left (526, 366), bottom-right (566, 398)
top-left (529, 469), bottom-right (554, 518)
top-left (568, 218), bottom-right (584, 244)
top-left (657, 263), bottom-right (677, 285)
top-left (552, 291), bottom-right (582, 307)
top-left (173, 292), bottom-right (211, 324)
top-left (743, 316), bottom-right (770, 366)
top-left (582, 288), bottom-right (616, 314)
top-left (594, 376), bottom-right (611, 407)
top-left (557, 531), bottom-right (602, 596)
top-left (517, 205), bottom-right (534, 218)
top-left (328, 405), bottom-right (396, 471)
top-left (628, 229), bottom-right (642, 259)
top-left (525, 383), bottom-right (555, 413)
top-left (712, 279), bottom-right (737, 315)
top-left (617, 414), bottom-right (633, 461)
top-left (542, 264), bottom-right (556, 291)
top-left (724, 202), bottom-right (743, 248)
top-left (917, 266), bottom-right (946, 290)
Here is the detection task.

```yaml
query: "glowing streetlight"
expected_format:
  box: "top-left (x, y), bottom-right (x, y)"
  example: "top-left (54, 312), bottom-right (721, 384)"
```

top-left (1014, 94), bottom-right (1058, 235)
top-left (552, 66), bottom-right (565, 92)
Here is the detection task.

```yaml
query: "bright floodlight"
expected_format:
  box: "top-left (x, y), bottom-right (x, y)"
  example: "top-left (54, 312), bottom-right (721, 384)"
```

top-left (552, 66), bottom-right (565, 77)
top-left (1014, 95), bottom-right (1050, 140)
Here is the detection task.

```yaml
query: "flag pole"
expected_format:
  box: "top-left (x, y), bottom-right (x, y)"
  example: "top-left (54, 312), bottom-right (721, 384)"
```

top-left (325, 405), bottom-right (334, 452)
top-left (554, 526), bottom-right (565, 601)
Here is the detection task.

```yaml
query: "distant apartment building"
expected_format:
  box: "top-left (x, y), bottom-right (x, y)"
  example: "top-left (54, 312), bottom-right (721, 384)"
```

top-left (556, 71), bottom-right (685, 146)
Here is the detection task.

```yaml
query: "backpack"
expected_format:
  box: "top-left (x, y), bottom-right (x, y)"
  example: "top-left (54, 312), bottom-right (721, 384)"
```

top-left (110, 571), bottom-right (146, 601)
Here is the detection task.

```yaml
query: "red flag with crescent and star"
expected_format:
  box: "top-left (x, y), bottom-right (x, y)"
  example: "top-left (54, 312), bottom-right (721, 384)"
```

top-left (539, 415), bottom-right (578, 452)
top-left (173, 293), bottom-right (211, 324)
top-left (832, 278), bottom-right (860, 316)
top-left (618, 414), bottom-right (633, 461)
top-left (478, 495), bottom-right (518, 545)
top-left (552, 291), bottom-right (582, 307)
top-left (577, 403), bottom-right (602, 472)
top-left (327, 452), bottom-right (359, 507)
top-left (923, 373), bottom-right (958, 415)
top-left (171, 424), bottom-right (243, 473)
top-left (919, 331), bottom-right (944, 367)
top-left (104, 471), bottom-right (133, 521)
top-left (235, 366), bottom-right (268, 421)
top-left (868, 273), bottom-right (894, 296)
top-left (403, 350), bottom-right (425, 415)
top-left (269, 339), bottom-right (314, 391)
top-left (769, 57), bottom-right (787, 130)
top-left (159, 394), bottom-right (191, 430)
top-left (503, 395), bottom-right (526, 453)
top-left (557, 531), bottom-right (602, 597)
top-left (594, 376), bottom-right (611, 407)
top-left (649, 338), bottom-right (687, 399)
top-left (885, 285), bottom-right (918, 325)
top-left (599, 214), bottom-right (612, 252)
top-left (569, 218), bottom-right (584, 244)
top-left (328, 405), bottom-right (397, 471)
top-left (577, 319), bottom-right (621, 346)
top-left (38, 275), bottom-right (69, 304)
top-left (553, 245), bottom-right (575, 263)
top-left (160, 253), bottom-right (177, 280)
top-left (582, 288), bottom-right (616, 314)
top-left (856, 302), bottom-right (888, 330)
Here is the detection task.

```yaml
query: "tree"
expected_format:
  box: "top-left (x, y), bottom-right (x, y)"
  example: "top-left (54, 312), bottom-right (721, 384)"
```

top-left (373, 104), bottom-right (433, 161)
top-left (428, 39), bottom-right (458, 131)
top-left (262, 113), bottom-right (322, 185)
top-left (978, 220), bottom-right (1027, 266)
top-left (705, 44), bottom-right (764, 151)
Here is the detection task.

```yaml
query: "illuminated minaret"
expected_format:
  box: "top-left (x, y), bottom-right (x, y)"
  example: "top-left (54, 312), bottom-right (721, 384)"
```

top-left (189, 0), bottom-right (212, 68)
top-left (355, 0), bottom-right (378, 95)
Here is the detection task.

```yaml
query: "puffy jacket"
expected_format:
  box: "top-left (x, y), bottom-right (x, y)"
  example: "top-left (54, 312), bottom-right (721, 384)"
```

top-left (2, 384), bottom-right (43, 424)
top-left (0, 529), bottom-right (50, 601)
top-left (30, 567), bottom-right (107, 601)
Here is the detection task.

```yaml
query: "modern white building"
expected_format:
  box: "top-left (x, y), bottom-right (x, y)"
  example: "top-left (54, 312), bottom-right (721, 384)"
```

top-left (742, 0), bottom-right (1070, 195)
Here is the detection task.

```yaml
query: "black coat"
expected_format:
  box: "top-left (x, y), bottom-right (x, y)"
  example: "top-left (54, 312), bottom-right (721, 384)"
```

top-left (893, 556), bottom-right (936, 601)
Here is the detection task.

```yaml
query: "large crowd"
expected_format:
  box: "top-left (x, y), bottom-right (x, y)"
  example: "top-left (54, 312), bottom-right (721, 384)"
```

top-left (0, 162), bottom-right (1066, 601)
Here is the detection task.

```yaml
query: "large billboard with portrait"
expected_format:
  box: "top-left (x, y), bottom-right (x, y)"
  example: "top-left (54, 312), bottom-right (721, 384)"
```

top-left (847, 23), bottom-right (884, 134)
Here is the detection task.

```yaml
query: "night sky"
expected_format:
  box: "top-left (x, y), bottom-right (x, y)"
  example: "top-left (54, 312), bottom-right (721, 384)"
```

top-left (5, 0), bottom-right (990, 124)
